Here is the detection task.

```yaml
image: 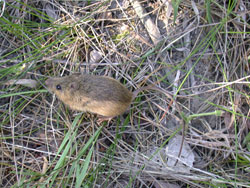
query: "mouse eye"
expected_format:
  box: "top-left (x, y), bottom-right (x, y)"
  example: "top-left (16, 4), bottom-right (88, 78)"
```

top-left (56, 84), bottom-right (62, 90)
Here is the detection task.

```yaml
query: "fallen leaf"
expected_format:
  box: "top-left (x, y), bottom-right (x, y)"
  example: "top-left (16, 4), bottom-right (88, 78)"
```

top-left (4, 79), bottom-right (38, 88)
top-left (166, 135), bottom-right (194, 173)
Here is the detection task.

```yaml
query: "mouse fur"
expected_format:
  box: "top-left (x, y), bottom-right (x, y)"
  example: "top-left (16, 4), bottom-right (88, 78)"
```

top-left (45, 74), bottom-right (133, 117)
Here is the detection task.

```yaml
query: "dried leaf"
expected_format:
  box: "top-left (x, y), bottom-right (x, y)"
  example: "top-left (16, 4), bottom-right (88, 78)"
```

top-left (130, 0), bottom-right (161, 45)
top-left (89, 50), bottom-right (103, 64)
top-left (44, 3), bottom-right (59, 21)
top-left (166, 135), bottom-right (194, 173)
top-left (4, 79), bottom-right (38, 88)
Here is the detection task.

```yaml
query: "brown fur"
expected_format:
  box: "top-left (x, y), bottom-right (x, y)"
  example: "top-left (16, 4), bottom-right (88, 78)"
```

top-left (45, 74), bottom-right (133, 117)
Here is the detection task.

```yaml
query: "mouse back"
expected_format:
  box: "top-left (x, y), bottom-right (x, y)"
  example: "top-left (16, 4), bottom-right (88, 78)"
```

top-left (81, 74), bottom-right (132, 103)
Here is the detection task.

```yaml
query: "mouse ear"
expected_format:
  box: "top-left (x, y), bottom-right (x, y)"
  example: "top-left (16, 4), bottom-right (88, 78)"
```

top-left (69, 82), bottom-right (79, 90)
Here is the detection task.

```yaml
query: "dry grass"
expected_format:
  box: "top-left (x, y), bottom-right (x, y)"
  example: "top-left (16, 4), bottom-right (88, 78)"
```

top-left (0, 0), bottom-right (250, 187)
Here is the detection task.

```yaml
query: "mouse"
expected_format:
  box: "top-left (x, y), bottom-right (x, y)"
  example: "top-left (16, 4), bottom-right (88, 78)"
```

top-left (45, 73), bottom-right (133, 117)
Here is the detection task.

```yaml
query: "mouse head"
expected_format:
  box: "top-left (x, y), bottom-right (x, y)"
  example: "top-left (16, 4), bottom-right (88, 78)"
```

top-left (45, 75), bottom-right (79, 102)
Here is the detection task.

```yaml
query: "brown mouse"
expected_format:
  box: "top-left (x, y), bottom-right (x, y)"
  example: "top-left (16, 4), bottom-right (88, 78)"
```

top-left (45, 73), bottom-right (133, 117)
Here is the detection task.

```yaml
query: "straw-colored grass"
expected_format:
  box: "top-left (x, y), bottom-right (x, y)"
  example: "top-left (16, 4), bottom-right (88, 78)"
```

top-left (0, 0), bottom-right (249, 187)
